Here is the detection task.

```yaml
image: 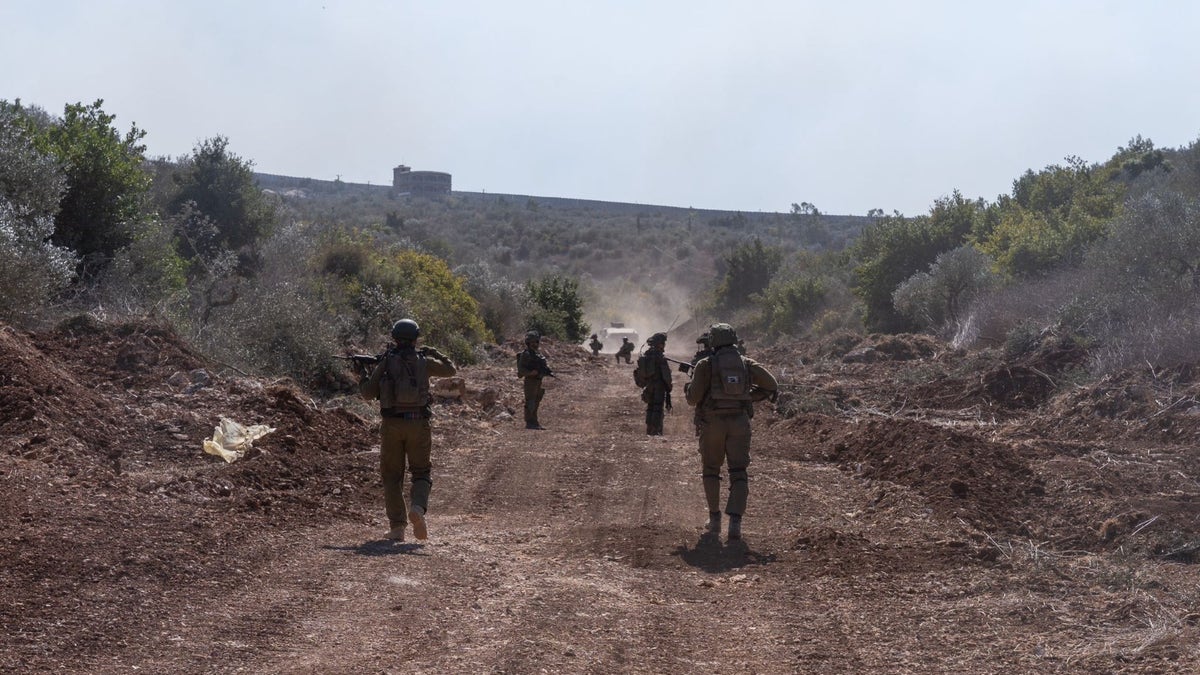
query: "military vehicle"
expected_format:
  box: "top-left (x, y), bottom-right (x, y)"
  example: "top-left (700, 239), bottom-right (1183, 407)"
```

top-left (598, 322), bottom-right (639, 352)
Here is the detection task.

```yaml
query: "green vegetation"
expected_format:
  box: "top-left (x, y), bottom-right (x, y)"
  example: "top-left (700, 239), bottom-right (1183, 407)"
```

top-left (166, 136), bottom-right (277, 258)
top-left (524, 274), bottom-right (589, 343)
top-left (5, 93), bottom-right (1200, 388)
top-left (32, 100), bottom-right (152, 267)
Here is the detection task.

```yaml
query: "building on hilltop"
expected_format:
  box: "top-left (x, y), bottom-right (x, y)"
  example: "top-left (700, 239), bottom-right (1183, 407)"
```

top-left (393, 165), bottom-right (451, 196)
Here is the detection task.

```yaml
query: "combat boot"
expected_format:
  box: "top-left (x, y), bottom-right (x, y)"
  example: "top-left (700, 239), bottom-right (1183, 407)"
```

top-left (409, 505), bottom-right (428, 540)
top-left (727, 515), bottom-right (742, 541)
top-left (384, 525), bottom-right (406, 541)
top-left (705, 512), bottom-right (721, 535)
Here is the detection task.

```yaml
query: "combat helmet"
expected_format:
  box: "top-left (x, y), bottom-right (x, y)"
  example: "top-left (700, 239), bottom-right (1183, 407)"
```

top-left (647, 332), bottom-right (667, 347)
top-left (708, 323), bottom-right (738, 348)
top-left (391, 318), bottom-right (421, 342)
top-left (696, 332), bottom-right (711, 345)
top-left (525, 330), bottom-right (541, 344)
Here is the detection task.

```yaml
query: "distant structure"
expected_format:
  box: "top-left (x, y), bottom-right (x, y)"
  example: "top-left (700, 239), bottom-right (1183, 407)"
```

top-left (393, 165), bottom-right (451, 196)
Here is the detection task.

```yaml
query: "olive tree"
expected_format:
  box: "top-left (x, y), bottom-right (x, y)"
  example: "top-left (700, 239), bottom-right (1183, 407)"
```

top-left (892, 245), bottom-right (997, 336)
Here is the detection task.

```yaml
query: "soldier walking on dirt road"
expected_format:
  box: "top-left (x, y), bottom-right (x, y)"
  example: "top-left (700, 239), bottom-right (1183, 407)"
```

top-left (360, 319), bottom-right (457, 542)
top-left (685, 323), bottom-right (777, 541)
top-left (635, 332), bottom-right (673, 435)
top-left (517, 331), bottom-right (551, 430)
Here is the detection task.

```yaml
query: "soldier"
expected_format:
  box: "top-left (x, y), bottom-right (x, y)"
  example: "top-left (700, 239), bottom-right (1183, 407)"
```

top-left (615, 336), bottom-right (634, 364)
top-left (516, 330), bottom-right (551, 429)
top-left (635, 332), bottom-right (673, 435)
top-left (360, 319), bottom-right (457, 542)
top-left (588, 333), bottom-right (604, 356)
top-left (685, 323), bottom-right (778, 542)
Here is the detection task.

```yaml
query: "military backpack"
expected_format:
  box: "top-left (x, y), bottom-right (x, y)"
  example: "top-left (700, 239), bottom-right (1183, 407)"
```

top-left (379, 348), bottom-right (430, 411)
top-left (704, 348), bottom-right (752, 415)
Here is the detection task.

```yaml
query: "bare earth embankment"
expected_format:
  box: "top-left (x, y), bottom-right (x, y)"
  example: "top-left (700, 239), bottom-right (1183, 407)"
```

top-left (2, 320), bottom-right (1198, 673)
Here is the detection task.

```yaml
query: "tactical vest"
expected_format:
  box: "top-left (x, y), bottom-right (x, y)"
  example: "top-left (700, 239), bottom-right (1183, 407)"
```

top-left (379, 348), bottom-right (430, 412)
top-left (635, 351), bottom-right (659, 387)
top-left (705, 348), bottom-right (752, 414)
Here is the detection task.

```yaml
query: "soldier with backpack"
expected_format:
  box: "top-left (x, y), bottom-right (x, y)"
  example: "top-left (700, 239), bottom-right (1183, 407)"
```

top-left (360, 319), bottom-right (457, 542)
top-left (517, 330), bottom-right (551, 429)
top-left (588, 333), bottom-right (604, 356)
top-left (684, 323), bottom-right (778, 541)
top-left (634, 332), bottom-right (673, 435)
top-left (615, 337), bottom-right (634, 364)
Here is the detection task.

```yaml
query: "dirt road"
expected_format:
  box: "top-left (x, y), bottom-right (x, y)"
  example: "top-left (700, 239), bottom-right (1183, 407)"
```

top-left (4, 328), bottom-right (1198, 673)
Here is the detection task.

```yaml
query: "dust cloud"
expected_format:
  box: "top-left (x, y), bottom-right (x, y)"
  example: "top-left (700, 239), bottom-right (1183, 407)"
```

top-left (585, 277), bottom-right (704, 356)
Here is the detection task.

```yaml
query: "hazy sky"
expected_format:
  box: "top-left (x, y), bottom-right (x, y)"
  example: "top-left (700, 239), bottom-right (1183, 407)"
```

top-left (4, 1), bottom-right (1199, 216)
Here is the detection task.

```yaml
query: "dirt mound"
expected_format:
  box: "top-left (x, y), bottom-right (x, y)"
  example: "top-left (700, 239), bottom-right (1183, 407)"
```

top-left (842, 333), bottom-right (943, 363)
top-left (1033, 362), bottom-right (1200, 442)
top-left (972, 334), bottom-right (1088, 409)
top-left (768, 414), bottom-right (1042, 535)
top-left (1, 324), bottom-right (129, 468)
top-left (35, 314), bottom-right (206, 387)
top-left (2, 316), bottom-right (380, 513)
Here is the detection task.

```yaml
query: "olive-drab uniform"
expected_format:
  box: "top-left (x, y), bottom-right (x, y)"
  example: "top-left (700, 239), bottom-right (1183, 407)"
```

top-left (690, 333), bottom-right (714, 437)
top-left (615, 337), bottom-right (634, 364)
top-left (517, 331), bottom-right (550, 429)
top-left (360, 319), bottom-right (457, 542)
top-left (636, 333), bottom-right (673, 435)
top-left (685, 323), bottom-right (777, 541)
top-left (588, 334), bottom-right (604, 356)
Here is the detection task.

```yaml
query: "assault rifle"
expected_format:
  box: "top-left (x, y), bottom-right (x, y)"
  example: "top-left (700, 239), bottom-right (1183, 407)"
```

top-left (334, 346), bottom-right (451, 377)
top-left (533, 354), bottom-right (556, 378)
top-left (664, 356), bottom-right (695, 374)
top-left (333, 353), bottom-right (382, 378)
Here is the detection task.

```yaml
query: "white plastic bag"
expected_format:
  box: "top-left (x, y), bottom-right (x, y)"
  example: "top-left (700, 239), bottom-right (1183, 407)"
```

top-left (203, 417), bottom-right (276, 463)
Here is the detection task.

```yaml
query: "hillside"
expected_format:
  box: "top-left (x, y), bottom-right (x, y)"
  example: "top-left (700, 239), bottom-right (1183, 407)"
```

top-left (3, 318), bottom-right (1198, 672)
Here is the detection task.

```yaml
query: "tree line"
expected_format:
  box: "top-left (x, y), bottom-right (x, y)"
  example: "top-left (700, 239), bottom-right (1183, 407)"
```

top-left (5, 96), bottom-right (1198, 387)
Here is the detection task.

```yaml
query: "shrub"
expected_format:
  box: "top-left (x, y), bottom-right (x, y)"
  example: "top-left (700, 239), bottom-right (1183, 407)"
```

top-left (315, 234), bottom-right (491, 361)
top-left (98, 218), bottom-right (188, 318)
top-left (712, 238), bottom-right (784, 312)
top-left (202, 276), bottom-right (339, 386)
top-left (0, 203), bottom-right (78, 323)
top-left (758, 275), bottom-right (827, 337)
top-left (36, 100), bottom-right (152, 266)
top-left (525, 274), bottom-right (589, 342)
top-left (893, 245), bottom-right (997, 336)
top-left (455, 262), bottom-right (526, 343)
top-left (168, 136), bottom-right (277, 257)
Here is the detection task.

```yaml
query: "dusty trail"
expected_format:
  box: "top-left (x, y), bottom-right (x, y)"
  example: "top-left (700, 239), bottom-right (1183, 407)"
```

top-left (85, 357), bottom-right (818, 673)
top-left (8, 330), bottom-right (1200, 674)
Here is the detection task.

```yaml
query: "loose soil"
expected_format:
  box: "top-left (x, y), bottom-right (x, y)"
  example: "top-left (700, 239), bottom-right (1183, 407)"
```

top-left (2, 320), bottom-right (1198, 673)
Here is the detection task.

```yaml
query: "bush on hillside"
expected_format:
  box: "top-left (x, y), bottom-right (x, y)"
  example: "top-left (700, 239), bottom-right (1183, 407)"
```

top-left (0, 204), bottom-right (78, 323)
top-left (525, 274), bottom-right (589, 342)
top-left (893, 245), bottom-right (997, 338)
top-left (315, 233), bottom-right (491, 361)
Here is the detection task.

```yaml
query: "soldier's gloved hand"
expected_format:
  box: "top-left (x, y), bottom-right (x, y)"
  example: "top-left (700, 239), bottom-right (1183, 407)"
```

top-left (424, 346), bottom-right (445, 359)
